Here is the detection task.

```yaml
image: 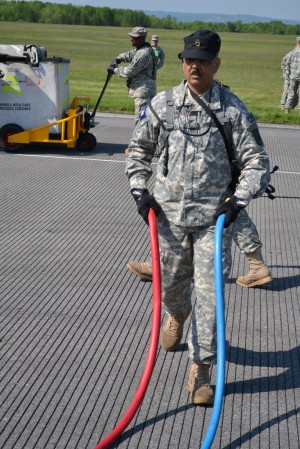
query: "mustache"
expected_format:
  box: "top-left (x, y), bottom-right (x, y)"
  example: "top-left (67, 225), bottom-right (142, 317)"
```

top-left (191, 69), bottom-right (201, 76)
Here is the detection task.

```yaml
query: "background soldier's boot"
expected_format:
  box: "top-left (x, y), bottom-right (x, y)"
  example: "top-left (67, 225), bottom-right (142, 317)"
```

top-left (236, 247), bottom-right (272, 288)
top-left (127, 260), bottom-right (152, 280)
top-left (187, 362), bottom-right (214, 405)
top-left (161, 305), bottom-right (192, 351)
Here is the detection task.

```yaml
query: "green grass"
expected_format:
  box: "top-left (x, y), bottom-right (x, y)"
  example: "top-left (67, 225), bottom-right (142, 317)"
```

top-left (1, 22), bottom-right (300, 125)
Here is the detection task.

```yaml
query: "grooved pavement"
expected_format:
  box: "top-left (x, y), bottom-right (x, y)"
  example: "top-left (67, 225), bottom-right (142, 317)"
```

top-left (0, 114), bottom-right (299, 449)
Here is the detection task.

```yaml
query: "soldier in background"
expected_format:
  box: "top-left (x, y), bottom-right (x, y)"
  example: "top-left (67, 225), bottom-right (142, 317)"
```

top-left (281, 49), bottom-right (294, 109)
top-left (126, 30), bottom-right (270, 405)
top-left (107, 27), bottom-right (157, 124)
top-left (151, 34), bottom-right (165, 70)
top-left (281, 36), bottom-right (300, 113)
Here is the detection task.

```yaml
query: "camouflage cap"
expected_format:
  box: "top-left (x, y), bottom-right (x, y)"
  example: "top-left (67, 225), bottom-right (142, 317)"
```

top-left (128, 27), bottom-right (148, 38)
top-left (178, 30), bottom-right (221, 60)
top-left (151, 35), bottom-right (159, 41)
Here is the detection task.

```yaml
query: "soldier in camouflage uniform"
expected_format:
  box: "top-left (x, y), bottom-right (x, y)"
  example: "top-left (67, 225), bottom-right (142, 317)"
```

top-left (282, 37), bottom-right (300, 113)
top-left (126, 30), bottom-right (270, 406)
top-left (281, 50), bottom-right (295, 109)
top-left (151, 35), bottom-right (165, 70)
top-left (107, 27), bottom-right (157, 124)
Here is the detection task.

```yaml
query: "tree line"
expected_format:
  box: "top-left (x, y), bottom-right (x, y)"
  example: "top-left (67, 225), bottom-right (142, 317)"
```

top-left (1, 1), bottom-right (300, 35)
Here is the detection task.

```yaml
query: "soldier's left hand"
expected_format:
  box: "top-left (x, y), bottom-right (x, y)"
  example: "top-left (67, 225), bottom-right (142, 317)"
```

top-left (213, 196), bottom-right (248, 228)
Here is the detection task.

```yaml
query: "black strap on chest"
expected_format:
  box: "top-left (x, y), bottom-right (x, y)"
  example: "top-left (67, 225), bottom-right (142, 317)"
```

top-left (148, 86), bottom-right (277, 198)
top-left (148, 86), bottom-right (236, 181)
top-left (189, 88), bottom-right (240, 193)
top-left (148, 88), bottom-right (173, 176)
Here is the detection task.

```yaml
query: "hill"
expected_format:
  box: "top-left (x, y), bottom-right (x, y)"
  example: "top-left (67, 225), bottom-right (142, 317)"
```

top-left (144, 10), bottom-right (299, 25)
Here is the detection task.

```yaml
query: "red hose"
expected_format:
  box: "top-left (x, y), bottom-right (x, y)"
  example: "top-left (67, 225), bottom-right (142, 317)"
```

top-left (92, 209), bottom-right (161, 449)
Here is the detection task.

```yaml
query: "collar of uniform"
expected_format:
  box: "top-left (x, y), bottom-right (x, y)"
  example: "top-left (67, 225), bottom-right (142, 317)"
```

top-left (183, 80), bottom-right (222, 111)
top-left (187, 86), bottom-right (211, 103)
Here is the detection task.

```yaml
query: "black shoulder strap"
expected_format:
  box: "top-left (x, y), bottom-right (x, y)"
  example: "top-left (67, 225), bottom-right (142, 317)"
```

top-left (148, 88), bottom-right (174, 176)
top-left (189, 88), bottom-right (240, 192)
top-left (189, 87), bottom-right (277, 199)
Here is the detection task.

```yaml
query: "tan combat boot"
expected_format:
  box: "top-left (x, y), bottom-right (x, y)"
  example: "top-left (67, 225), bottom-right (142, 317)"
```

top-left (187, 361), bottom-right (214, 405)
top-left (236, 247), bottom-right (272, 288)
top-left (127, 260), bottom-right (152, 281)
top-left (161, 305), bottom-right (192, 351)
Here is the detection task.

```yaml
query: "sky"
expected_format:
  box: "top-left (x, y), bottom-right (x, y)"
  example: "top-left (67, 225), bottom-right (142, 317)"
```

top-left (48, 0), bottom-right (300, 22)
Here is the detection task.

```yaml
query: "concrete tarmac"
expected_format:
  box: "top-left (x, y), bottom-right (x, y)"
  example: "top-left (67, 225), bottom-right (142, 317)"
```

top-left (0, 114), bottom-right (299, 449)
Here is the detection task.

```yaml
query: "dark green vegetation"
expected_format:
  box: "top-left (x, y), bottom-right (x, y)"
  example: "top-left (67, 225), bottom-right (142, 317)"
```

top-left (1, 1), bottom-right (300, 35)
top-left (1, 22), bottom-right (300, 125)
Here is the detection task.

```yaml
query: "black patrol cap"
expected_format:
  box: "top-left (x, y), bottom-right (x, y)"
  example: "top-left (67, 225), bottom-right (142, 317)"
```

top-left (178, 30), bottom-right (221, 60)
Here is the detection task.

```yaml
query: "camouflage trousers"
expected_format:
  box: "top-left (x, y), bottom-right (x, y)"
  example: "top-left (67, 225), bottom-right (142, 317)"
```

top-left (157, 214), bottom-right (233, 364)
top-left (232, 208), bottom-right (262, 254)
top-left (150, 209), bottom-right (261, 266)
top-left (281, 78), bottom-right (299, 108)
top-left (285, 78), bottom-right (300, 109)
top-left (281, 77), bottom-right (292, 107)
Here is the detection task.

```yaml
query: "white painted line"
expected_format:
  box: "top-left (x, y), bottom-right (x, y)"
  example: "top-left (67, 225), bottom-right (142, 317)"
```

top-left (1, 153), bottom-right (300, 174)
top-left (1, 153), bottom-right (126, 163)
top-left (276, 171), bottom-right (300, 175)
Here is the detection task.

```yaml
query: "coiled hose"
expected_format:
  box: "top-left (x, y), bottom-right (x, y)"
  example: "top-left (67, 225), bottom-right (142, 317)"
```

top-left (93, 209), bottom-right (161, 449)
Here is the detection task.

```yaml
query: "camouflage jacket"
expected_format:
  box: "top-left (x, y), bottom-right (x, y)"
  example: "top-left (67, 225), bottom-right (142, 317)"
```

top-left (115, 44), bottom-right (157, 98)
top-left (281, 50), bottom-right (293, 78)
top-left (126, 80), bottom-right (270, 227)
top-left (281, 48), bottom-right (300, 80)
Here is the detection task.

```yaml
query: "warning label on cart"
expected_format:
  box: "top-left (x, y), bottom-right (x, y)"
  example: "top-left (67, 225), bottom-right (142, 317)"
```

top-left (1, 75), bottom-right (23, 95)
top-left (0, 102), bottom-right (31, 110)
top-left (0, 59), bottom-right (69, 130)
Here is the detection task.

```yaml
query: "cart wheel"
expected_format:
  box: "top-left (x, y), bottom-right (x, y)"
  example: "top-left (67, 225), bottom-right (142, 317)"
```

top-left (77, 132), bottom-right (97, 151)
top-left (0, 123), bottom-right (24, 152)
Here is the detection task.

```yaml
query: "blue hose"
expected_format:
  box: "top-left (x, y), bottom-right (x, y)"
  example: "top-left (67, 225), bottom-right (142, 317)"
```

top-left (200, 214), bottom-right (226, 449)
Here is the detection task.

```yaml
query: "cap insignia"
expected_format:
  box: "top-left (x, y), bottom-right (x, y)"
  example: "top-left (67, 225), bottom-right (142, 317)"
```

top-left (195, 39), bottom-right (201, 47)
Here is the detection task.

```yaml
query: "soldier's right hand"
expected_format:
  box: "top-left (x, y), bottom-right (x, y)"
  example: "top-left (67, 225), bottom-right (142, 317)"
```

top-left (113, 58), bottom-right (121, 65)
top-left (107, 64), bottom-right (116, 74)
top-left (131, 189), bottom-right (162, 225)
